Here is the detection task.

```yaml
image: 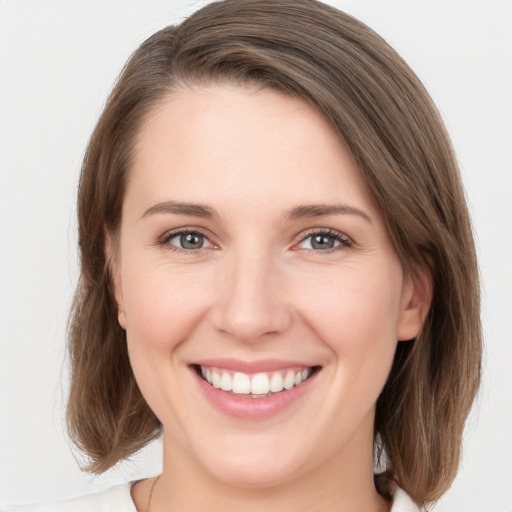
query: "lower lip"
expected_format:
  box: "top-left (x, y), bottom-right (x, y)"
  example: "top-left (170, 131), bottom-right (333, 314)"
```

top-left (192, 368), bottom-right (317, 420)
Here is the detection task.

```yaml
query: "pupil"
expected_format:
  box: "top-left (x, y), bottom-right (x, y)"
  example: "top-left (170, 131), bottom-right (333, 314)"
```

top-left (181, 233), bottom-right (203, 249)
top-left (312, 234), bottom-right (334, 250)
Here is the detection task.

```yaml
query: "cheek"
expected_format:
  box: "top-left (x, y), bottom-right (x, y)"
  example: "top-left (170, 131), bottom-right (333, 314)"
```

top-left (122, 259), bottom-right (213, 350)
top-left (295, 261), bottom-right (403, 380)
top-left (302, 262), bottom-right (402, 333)
top-left (121, 260), bottom-right (216, 426)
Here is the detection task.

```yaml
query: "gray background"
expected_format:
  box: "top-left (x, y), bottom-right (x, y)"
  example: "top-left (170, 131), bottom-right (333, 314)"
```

top-left (1, 1), bottom-right (511, 510)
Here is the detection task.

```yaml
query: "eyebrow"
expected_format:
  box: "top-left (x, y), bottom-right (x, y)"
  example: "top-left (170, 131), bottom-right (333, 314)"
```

top-left (284, 204), bottom-right (372, 223)
top-left (141, 200), bottom-right (372, 223)
top-left (142, 201), bottom-right (216, 219)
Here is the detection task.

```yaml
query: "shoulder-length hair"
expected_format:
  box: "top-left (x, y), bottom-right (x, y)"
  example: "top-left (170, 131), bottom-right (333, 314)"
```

top-left (67, 0), bottom-right (481, 505)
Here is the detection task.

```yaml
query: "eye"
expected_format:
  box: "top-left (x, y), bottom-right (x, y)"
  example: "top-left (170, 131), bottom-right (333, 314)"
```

top-left (296, 229), bottom-right (351, 252)
top-left (160, 229), bottom-right (215, 251)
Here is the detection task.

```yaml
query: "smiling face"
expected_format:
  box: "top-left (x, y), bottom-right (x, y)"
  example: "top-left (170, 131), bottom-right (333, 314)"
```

top-left (110, 85), bottom-right (425, 492)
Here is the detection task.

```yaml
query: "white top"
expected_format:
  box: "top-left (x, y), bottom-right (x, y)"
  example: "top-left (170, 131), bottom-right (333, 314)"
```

top-left (1, 482), bottom-right (422, 511)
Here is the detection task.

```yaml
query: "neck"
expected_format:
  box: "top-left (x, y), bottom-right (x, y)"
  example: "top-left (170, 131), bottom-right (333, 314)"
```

top-left (140, 428), bottom-right (390, 512)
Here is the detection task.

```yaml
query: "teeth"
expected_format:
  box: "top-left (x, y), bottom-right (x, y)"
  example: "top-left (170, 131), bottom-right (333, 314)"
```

top-left (212, 371), bottom-right (221, 389)
top-left (232, 372), bottom-right (251, 394)
top-left (220, 372), bottom-right (232, 391)
top-left (251, 373), bottom-right (270, 395)
top-left (200, 366), bottom-right (313, 396)
top-left (269, 372), bottom-right (284, 392)
top-left (283, 370), bottom-right (295, 390)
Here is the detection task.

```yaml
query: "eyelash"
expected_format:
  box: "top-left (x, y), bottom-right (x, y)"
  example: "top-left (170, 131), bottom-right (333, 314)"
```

top-left (293, 228), bottom-right (352, 254)
top-left (157, 227), bottom-right (352, 255)
top-left (158, 227), bottom-right (215, 255)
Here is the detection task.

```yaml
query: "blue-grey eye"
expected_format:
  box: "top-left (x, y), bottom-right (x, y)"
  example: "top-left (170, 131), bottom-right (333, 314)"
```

top-left (180, 233), bottom-right (204, 249)
top-left (166, 231), bottom-right (213, 250)
top-left (297, 231), bottom-right (350, 251)
top-left (310, 234), bottom-right (336, 250)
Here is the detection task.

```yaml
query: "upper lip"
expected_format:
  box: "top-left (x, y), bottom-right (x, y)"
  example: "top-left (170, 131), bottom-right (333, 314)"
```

top-left (192, 358), bottom-right (316, 373)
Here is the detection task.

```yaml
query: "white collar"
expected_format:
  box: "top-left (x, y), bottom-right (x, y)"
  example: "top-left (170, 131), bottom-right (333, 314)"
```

top-left (391, 485), bottom-right (423, 512)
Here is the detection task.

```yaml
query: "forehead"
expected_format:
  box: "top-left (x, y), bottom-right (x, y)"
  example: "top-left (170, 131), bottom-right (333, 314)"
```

top-left (127, 84), bottom-right (378, 219)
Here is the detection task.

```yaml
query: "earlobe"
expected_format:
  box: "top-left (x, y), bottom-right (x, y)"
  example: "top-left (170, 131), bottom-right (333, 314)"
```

top-left (118, 310), bottom-right (127, 330)
top-left (104, 229), bottom-right (126, 330)
top-left (397, 268), bottom-right (433, 341)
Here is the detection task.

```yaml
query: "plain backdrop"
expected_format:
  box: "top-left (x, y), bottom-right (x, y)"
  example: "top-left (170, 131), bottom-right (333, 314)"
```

top-left (1, 1), bottom-right (511, 510)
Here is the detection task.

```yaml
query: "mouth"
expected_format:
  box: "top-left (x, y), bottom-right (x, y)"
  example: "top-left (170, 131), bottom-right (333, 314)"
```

top-left (192, 364), bottom-right (320, 399)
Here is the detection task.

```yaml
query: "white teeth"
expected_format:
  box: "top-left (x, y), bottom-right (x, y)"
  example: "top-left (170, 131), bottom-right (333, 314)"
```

top-left (251, 373), bottom-right (270, 395)
top-left (283, 370), bottom-right (295, 390)
top-left (200, 366), bottom-right (313, 396)
top-left (220, 372), bottom-right (232, 391)
top-left (212, 371), bottom-right (221, 389)
top-left (269, 372), bottom-right (284, 392)
top-left (232, 372), bottom-right (251, 394)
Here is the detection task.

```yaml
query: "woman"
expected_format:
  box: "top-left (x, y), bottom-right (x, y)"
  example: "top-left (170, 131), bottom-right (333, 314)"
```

top-left (3, 0), bottom-right (481, 511)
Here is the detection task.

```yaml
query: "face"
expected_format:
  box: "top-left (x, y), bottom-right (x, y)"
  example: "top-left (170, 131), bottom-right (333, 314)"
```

top-left (110, 85), bottom-right (426, 488)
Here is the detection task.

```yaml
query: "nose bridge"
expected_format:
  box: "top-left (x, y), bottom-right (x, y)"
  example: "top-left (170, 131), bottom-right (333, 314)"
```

top-left (211, 246), bottom-right (291, 340)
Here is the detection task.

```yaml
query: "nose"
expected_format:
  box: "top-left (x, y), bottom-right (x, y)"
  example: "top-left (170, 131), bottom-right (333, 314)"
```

top-left (210, 251), bottom-right (292, 342)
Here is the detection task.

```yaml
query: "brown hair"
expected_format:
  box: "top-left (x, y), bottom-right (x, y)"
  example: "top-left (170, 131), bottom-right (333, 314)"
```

top-left (67, 0), bottom-right (481, 505)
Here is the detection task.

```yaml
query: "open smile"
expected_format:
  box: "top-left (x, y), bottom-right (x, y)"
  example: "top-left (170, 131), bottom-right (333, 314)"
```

top-left (198, 365), bottom-right (314, 397)
top-left (191, 362), bottom-right (320, 419)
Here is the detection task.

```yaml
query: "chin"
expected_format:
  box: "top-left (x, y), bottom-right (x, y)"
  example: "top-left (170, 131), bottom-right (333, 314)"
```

top-left (205, 455), bottom-right (303, 489)
top-left (189, 433), bottom-right (312, 489)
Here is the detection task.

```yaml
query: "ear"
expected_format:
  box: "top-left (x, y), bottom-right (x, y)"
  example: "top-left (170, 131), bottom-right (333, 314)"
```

top-left (105, 229), bottom-right (127, 330)
top-left (397, 267), bottom-right (433, 341)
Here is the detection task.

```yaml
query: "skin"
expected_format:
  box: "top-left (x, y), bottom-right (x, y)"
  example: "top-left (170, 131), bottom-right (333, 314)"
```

top-left (109, 85), bottom-right (429, 512)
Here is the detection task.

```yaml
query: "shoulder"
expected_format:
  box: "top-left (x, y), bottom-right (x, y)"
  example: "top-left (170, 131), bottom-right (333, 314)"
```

top-left (2, 480), bottom-right (422, 512)
top-left (1, 483), bottom-right (137, 512)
